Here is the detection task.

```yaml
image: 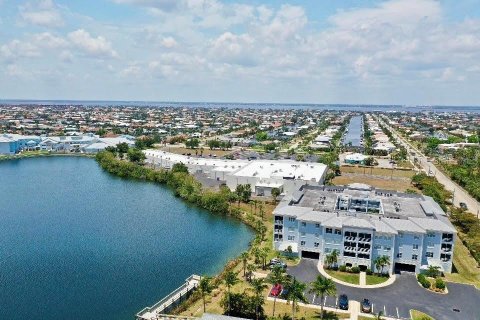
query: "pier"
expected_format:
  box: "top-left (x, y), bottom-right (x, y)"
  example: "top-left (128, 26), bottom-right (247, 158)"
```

top-left (136, 275), bottom-right (201, 320)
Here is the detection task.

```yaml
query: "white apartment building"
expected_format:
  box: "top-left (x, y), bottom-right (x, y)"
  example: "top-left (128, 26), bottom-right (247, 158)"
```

top-left (144, 150), bottom-right (328, 195)
top-left (273, 183), bottom-right (456, 274)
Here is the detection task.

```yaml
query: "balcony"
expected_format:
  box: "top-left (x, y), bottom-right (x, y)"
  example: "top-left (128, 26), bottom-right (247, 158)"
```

top-left (344, 236), bottom-right (357, 241)
top-left (442, 237), bottom-right (453, 243)
top-left (274, 228), bottom-right (283, 234)
top-left (358, 237), bottom-right (371, 243)
top-left (274, 220), bottom-right (283, 225)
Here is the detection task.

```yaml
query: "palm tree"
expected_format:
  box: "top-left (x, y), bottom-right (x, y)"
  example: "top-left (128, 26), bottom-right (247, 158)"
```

top-left (426, 265), bottom-right (441, 278)
top-left (325, 250), bottom-right (339, 268)
top-left (224, 271), bottom-right (239, 315)
top-left (198, 276), bottom-right (213, 313)
top-left (246, 263), bottom-right (256, 282)
top-left (252, 247), bottom-right (261, 264)
top-left (309, 276), bottom-right (336, 319)
top-left (259, 247), bottom-right (270, 270)
top-left (266, 265), bottom-right (286, 317)
top-left (240, 252), bottom-right (249, 277)
top-left (374, 256), bottom-right (382, 275)
top-left (271, 187), bottom-right (281, 203)
top-left (249, 278), bottom-right (268, 320)
top-left (380, 255), bottom-right (391, 274)
top-left (258, 203), bottom-right (265, 221)
top-left (284, 277), bottom-right (308, 320)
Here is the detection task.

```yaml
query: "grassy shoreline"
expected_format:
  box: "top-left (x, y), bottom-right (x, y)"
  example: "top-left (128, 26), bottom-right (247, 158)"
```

top-left (0, 151), bottom-right (95, 161)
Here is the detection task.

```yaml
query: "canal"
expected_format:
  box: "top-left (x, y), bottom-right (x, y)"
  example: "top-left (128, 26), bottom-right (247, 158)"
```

top-left (343, 115), bottom-right (364, 148)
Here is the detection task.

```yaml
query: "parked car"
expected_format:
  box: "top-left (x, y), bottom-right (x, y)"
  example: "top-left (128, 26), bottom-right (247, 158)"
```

top-left (361, 299), bottom-right (371, 313)
top-left (269, 258), bottom-right (287, 269)
top-left (338, 294), bottom-right (349, 310)
top-left (460, 202), bottom-right (468, 210)
top-left (270, 283), bottom-right (282, 297)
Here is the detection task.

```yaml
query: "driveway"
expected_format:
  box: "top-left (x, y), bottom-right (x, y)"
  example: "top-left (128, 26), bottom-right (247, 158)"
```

top-left (288, 259), bottom-right (480, 320)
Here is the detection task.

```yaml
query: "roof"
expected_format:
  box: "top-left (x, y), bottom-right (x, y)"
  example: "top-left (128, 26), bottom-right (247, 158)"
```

top-left (383, 218), bottom-right (426, 234)
top-left (410, 217), bottom-right (456, 233)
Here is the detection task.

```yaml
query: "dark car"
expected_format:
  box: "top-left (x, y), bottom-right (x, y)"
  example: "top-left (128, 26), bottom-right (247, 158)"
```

top-left (361, 298), bottom-right (371, 313)
top-left (338, 294), bottom-right (349, 310)
top-left (269, 258), bottom-right (287, 269)
top-left (270, 283), bottom-right (282, 297)
top-left (460, 202), bottom-right (468, 210)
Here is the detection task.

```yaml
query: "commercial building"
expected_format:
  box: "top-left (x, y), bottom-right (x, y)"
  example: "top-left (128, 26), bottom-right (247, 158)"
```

top-left (273, 183), bottom-right (456, 274)
top-left (0, 133), bottom-right (135, 155)
top-left (144, 150), bottom-right (328, 195)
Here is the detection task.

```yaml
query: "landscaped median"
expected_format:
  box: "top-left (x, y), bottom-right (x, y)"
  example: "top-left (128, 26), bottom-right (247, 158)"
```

top-left (410, 309), bottom-right (434, 320)
top-left (319, 263), bottom-right (395, 288)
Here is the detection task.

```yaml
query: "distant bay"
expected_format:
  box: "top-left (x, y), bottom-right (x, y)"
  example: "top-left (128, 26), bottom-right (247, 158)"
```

top-left (1, 99), bottom-right (479, 113)
top-left (0, 157), bottom-right (253, 320)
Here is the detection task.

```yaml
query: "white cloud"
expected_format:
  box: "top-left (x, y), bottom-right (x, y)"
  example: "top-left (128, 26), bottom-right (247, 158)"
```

top-left (68, 29), bottom-right (118, 58)
top-left (0, 39), bottom-right (40, 60)
top-left (19, 0), bottom-right (64, 28)
top-left (160, 36), bottom-right (177, 48)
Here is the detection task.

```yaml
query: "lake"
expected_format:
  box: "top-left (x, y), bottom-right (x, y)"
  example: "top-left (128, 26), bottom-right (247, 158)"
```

top-left (0, 157), bottom-right (253, 320)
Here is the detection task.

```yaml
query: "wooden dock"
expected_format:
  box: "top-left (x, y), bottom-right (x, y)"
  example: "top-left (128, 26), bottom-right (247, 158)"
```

top-left (136, 275), bottom-right (201, 320)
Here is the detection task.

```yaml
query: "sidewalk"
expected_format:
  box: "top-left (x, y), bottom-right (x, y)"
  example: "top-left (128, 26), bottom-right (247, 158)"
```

top-left (318, 262), bottom-right (396, 288)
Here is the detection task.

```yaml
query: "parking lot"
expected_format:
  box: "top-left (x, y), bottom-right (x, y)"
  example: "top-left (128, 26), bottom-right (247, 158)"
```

top-left (287, 259), bottom-right (480, 320)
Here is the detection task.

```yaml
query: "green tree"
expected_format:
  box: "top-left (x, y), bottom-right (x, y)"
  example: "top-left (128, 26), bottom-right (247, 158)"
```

top-left (248, 278), bottom-right (268, 320)
top-left (224, 271), bottom-right (239, 315)
top-left (284, 277), bottom-right (308, 320)
top-left (309, 276), bottom-right (336, 319)
top-left (240, 252), bottom-right (249, 277)
top-left (172, 162), bottom-right (189, 173)
top-left (271, 188), bottom-right (281, 203)
top-left (185, 138), bottom-right (200, 149)
top-left (127, 148), bottom-right (146, 163)
top-left (266, 265), bottom-right (287, 317)
top-left (199, 276), bottom-right (213, 313)
top-left (116, 142), bottom-right (129, 155)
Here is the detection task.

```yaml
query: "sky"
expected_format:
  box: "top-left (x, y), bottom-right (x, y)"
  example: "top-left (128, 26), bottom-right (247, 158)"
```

top-left (1, 0), bottom-right (480, 105)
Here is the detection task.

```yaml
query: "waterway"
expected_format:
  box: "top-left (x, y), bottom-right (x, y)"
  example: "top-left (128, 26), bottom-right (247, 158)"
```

top-left (343, 115), bottom-right (364, 147)
top-left (0, 157), bottom-right (253, 320)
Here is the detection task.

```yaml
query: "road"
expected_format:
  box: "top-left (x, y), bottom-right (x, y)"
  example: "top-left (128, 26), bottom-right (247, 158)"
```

top-left (288, 259), bottom-right (480, 320)
top-left (377, 116), bottom-right (480, 216)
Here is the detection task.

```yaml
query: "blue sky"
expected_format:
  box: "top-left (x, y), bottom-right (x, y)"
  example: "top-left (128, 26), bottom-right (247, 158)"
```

top-left (1, 0), bottom-right (480, 105)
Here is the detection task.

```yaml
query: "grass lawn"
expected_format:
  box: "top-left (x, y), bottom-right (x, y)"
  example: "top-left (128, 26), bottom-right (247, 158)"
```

top-left (365, 274), bottom-right (390, 285)
top-left (324, 269), bottom-right (360, 284)
top-left (340, 165), bottom-right (416, 178)
top-left (332, 175), bottom-right (415, 192)
top-left (444, 237), bottom-right (480, 289)
top-left (410, 309), bottom-right (434, 320)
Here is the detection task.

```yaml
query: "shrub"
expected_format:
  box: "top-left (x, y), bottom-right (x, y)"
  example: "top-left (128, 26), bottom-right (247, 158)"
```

top-left (339, 265), bottom-right (347, 272)
top-left (435, 278), bottom-right (446, 290)
top-left (350, 266), bottom-right (360, 274)
top-left (366, 268), bottom-right (373, 275)
top-left (417, 274), bottom-right (431, 289)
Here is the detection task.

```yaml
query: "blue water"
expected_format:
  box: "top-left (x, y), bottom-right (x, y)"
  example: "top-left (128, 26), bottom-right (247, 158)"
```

top-left (1, 99), bottom-right (479, 113)
top-left (343, 116), bottom-right (363, 147)
top-left (0, 157), bottom-right (253, 320)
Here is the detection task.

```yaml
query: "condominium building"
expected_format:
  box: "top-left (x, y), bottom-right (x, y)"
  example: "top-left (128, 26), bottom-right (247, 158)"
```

top-left (273, 183), bottom-right (456, 274)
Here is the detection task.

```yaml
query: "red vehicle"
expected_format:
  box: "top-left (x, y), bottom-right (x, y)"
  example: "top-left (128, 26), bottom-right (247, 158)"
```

top-left (270, 283), bottom-right (283, 297)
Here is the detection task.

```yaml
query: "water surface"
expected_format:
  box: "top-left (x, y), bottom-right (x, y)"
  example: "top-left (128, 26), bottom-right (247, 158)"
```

top-left (0, 157), bottom-right (253, 320)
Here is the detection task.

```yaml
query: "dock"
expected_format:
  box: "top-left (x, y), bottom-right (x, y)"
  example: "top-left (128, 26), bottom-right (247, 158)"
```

top-left (136, 275), bottom-right (201, 320)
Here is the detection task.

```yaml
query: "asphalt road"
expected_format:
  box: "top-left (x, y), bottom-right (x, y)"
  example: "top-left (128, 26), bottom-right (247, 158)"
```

top-left (287, 259), bottom-right (480, 320)
top-left (376, 116), bottom-right (480, 216)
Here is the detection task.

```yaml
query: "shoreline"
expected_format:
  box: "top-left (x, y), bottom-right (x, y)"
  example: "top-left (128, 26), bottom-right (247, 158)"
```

top-left (0, 152), bottom-right (260, 318)
top-left (94, 151), bottom-right (263, 317)
top-left (0, 152), bottom-right (95, 162)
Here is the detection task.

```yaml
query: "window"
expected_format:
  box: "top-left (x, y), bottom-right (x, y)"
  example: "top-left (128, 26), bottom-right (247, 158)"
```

top-left (427, 232), bottom-right (435, 238)
top-left (427, 242), bottom-right (434, 248)
top-left (324, 248), bottom-right (332, 253)
top-left (412, 254), bottom-right (418, 260)
top-left (287, 236), bottom-right (295, 241)
top-left (301, 222), bottom-right (306, 227)
top-left (301, 232), bottom-right (306, 237)
top-left (398, 232), bottom-right (404, 238)
top-left (397, 253), bottom-right (402, 258)
top-left (300, 241), bottom-right (306, 246)
top-left (414, 235), bottom-right (420, 240)
top-left (384, 246), bottom-right (391, 251)
top-left (315, 233), bottom-right (320, 238)
top-left (413, 244), bottom-right (419, 250)
top-left (315, 223), bottom-right (320, 228)
top-left (426, 252), bottom-right (434, 258)
top-left (374, 245), bottom-right (381, 249)
top-left (314, 242), bottom-right (320, 248)
top-left (334, 229), bottom-right (342, 235)
top-left (288, 217), bottom-right (296, 222)
top-left (326, 228), bottom-right (333, 234)
top-left (288, 227), bottom-right (294, 232)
